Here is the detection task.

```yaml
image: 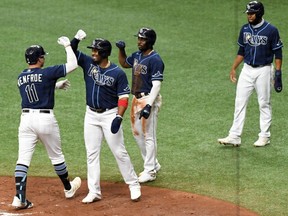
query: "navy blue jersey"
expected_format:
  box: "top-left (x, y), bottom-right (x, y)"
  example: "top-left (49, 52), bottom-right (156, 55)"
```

top-left (126, 51), bottom-right (164, 95)
top-left (238, 21), bottom-right (283, 66)
top-left (17, 65), bottom-right (66, 109)
top-left (76, 51), bottom-right (130, 109)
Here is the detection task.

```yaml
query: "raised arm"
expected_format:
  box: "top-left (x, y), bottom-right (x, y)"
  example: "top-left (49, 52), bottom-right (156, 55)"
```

top-left (116, 41), bottom-right (130, 68)
top-left (57, 36), bottom-right (78, 73)
top-left (70, 29), bottom-right (87, 53)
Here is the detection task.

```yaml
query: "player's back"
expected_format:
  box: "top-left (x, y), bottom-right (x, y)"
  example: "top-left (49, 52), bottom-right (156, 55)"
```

top-left (17, 65), bottom-right (66, 109)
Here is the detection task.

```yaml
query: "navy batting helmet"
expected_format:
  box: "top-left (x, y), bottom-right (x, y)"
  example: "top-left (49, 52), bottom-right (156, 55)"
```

top-left (245, 1), bottom-right (264, 18)
top-left (87, 38), bottom-right (112, 58)
top-left (135, 27), bottom-right (157, 47)
top-left (25, 45), bottom-right (47, 65)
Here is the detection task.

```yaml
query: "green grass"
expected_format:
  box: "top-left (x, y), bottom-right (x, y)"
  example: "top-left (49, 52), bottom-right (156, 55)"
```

top-left (1, 0), bottom-right (288, 215)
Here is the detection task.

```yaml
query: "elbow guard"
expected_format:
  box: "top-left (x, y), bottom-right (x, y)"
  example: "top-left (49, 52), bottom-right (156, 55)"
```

top-left (118, 98), bottom-right (128, 108)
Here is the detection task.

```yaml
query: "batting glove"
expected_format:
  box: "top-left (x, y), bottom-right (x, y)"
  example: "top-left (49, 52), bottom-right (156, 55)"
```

top-left (274, 70), bottom-right (283, 93)
top-left (55, 79), bottom-right (71, 90)
top-left (57, 36), bottom-right (71, 47)
top-left (111, 114), bottom-right (123, 134)
top-left (116, 40), bottom-right (126, 49)
top-left (139, 104), bottom-right (151, 119)
top-left (74, 29), bottom-right (86, 41)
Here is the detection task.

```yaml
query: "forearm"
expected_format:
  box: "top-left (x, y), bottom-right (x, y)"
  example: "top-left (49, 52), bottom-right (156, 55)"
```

top-left (65, 46), bottom-right (78, 73)
top-left (232, 55), bottom-right (244, 70)
top-left (147, 81), bottom-right (161, 106)
top-left (275, 58), bottom-right (282, 70)
top-left (70, 38), bottom-right (80, 53)
top-left (118, 49), bottom-right (129, 68)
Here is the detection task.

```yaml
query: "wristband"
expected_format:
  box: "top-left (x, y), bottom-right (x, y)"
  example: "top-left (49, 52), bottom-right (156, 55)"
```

top-left (116, 114), bottom-right (123, 119)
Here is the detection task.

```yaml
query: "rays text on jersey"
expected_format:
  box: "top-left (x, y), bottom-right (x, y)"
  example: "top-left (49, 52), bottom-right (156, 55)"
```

top-left (244, 33), bottom-right (268, 46)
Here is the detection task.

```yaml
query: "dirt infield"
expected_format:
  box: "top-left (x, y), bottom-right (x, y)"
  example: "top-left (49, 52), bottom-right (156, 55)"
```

top-left (0, 176), bottom-right (259, 216)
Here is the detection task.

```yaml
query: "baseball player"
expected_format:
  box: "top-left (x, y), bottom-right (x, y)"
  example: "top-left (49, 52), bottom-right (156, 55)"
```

top-left (218, 1), bottom-right (283, 147)
top-left (70, 30), bottom-right (141, 203)
top-left (12, 36), bottom-right (81, 209)
top-left (116, 27), bottom-right (164, 183)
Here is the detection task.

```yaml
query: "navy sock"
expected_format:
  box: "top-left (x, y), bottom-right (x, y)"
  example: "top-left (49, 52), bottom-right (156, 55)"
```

top-left (54, 162), bottom-right (71, 190)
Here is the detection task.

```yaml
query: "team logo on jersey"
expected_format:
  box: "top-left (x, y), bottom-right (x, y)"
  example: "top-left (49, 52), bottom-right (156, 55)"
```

top-left (152, 71), bottom-right (163, 79)
top-left (123, 85), bottom-right (130, 92)
top-left (91, 66), bottom-right (99, 75)
top-left (88, 64), bottom-right (115, 86)
top-left (276, 39), bottom-right (283, 47)
top-left (133, 59), bottom-right (147, 75)
top-left (244, 32), bottom-right (268, 46)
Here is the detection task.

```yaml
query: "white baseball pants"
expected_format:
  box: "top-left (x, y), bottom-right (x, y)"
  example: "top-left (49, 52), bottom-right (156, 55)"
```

top-left (84, 106), bottom-right (139, 198)
top-left (17, 109), bottom-right (65, 166)
top-left (229, 63), bottom-right (273, 138)
top-left (131, 94), bottom-right (162, 173)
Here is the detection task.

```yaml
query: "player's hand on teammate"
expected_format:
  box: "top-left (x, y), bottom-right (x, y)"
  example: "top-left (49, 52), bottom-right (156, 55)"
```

top-left (74, 29), bottom-right (86, 41)
top-left (274, 70), bottom-right (283, 93)
top-left (57, 36), bottom-right (71, 48)
top-left (229, 69), bottom-right (237, 83)
top-left (55, 79), bottom-right (71, 90)
top-left (116, 40), bottom-right (126, 49)
top-left (139, 104), bottom-right (151, 119)
top-left (111, 114), bottom-right (123, 134)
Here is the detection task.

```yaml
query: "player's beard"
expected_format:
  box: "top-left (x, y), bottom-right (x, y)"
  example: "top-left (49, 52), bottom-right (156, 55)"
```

top-left (249, 17), bottom-right (262, 25)
top-left (93, 56), bottom-right (106, 66)
top-left (92, 55), bottom-right (101, 64)
top-left (138, 43), bottom-right (150, 52)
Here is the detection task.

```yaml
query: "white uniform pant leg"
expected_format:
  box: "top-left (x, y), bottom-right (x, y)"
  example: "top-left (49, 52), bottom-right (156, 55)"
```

top-left (255, 65), bottom-right (273, 138)
top-left (229, 65), bottom-right (255, 137)
top-left (37, 112), bottom-right (65, 165)
top-left (131, 95), bottom-right (161, 173)
top-left (17, 113), bottom-right (37, 166)
top-left (103, 108), bottom-right (139, 186)
top-left (131, 97), bottom-right (147, 163)
top-left (84, 107), bottom-right (103, 197)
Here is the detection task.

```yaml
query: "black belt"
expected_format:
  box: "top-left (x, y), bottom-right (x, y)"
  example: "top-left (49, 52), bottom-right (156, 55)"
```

top-left (89, 107), bottom-right (109, 113)
top-left (22, 109), bottom-right (51, 114)
top-left (135, 92), bottom-right (149, 99)
top-left (248, 64), bottom-right (269, 68)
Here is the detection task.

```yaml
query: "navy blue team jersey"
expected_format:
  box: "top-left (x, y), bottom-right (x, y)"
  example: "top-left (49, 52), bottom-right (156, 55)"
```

top-left (76, 51), bottom-right (130, 109)
top-left (17, 65), bottom-right (66, 109)
top-left (238, 21), bottom-right (283, 66)
top-left (126, 51), bottom-right (164, 95)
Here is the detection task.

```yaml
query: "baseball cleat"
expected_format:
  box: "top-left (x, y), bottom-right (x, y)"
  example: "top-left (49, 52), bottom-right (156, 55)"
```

top-left (138, 170), bottom-right (156, 183)
top-left (218, 136), bottom-right (241, 147)
top-left (139, 163), bottom-right (161, 176)
top-left (64, 177), bottom-right (81, 198)
top-left (82, 193), bottom-right (101, 204)
top-left (12, 196), bottom-right (33, 209)
top-left (129, 185), bottom-right (141, 201)
top-left (253, 137), bottom-right (270, 147)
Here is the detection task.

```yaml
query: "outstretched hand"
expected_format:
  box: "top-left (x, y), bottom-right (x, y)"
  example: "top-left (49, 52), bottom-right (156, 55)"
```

top-left (55, 79), bottom-right (71, 90)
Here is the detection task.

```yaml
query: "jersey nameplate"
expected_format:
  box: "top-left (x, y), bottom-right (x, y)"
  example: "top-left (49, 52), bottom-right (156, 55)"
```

top-left (18, 74), bottom-right (42, 87)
